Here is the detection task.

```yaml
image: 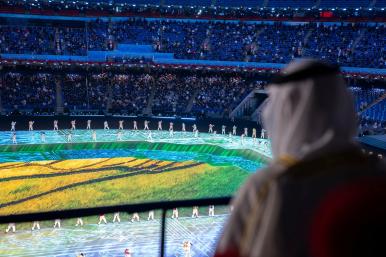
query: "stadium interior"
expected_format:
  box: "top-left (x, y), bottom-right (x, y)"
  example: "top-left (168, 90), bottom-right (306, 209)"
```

top-left (0, 0), bottom-right (385, 257)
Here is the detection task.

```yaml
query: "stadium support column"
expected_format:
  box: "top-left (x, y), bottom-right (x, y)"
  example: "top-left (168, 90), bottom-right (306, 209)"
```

top-left (55, 76), bottom-right (64, 115)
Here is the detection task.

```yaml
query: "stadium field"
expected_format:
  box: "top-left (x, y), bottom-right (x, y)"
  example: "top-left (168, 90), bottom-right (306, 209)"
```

top-left (0, 129), bottom-right (269, 256)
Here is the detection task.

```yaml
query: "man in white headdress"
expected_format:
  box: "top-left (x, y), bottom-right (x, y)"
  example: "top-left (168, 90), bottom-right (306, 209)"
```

top-left (232, 125), bottom-right (237, 136)
top-left (215, 60), bottom-right (386, 257)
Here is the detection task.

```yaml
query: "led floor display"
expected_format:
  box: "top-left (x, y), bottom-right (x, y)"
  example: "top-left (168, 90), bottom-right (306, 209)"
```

top-left (0, 129), bottom-right (271, 256)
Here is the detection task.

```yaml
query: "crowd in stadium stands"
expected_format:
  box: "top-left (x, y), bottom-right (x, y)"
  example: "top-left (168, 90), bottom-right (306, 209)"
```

top-left (350, 87), bottom-right (386, 135)
top-left (2, 70), bottom-right (385, 126)
top-left (110, 74), bottom-right (152, 114)
top-left (0, 20), bottom-right (385, 68)
top-left (2, 72), bottom-right (56, 112)
top-left (0, 0), bottom-right (385, 21)
top-left (1, 71), bottom-right (259, 117)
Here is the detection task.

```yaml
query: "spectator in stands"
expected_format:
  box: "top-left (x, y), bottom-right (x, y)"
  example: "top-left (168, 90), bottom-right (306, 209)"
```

top-left (215, 59), bottom-right (386, 257)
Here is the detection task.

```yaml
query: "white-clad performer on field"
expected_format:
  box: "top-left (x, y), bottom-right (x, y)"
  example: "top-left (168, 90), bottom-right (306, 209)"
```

top-left (113, 212), bottom-right (121, 223)
top-left (32, 221), bottom-right (40, 230)
top-left (209, 205), bottom-right (215, 216)
top-left (53, 219), bottom-right (61, 228)
top-left (86, 119), bottom-right (91, 130)
top-left (144, 120), bottom-right (150, 130)
top-left (41, 132), bottom-right (46, 142)
top-left (232, 125), bottom-right (237, 135)
top-left (75, 217), bottom-right (84, 227)
top-left (260, 128), bottom-right (265, 138)
top-left (209, 124), bottom-right (214, 133)
top-left (252, 128), bottom-right (257, 142)
top-left (240, 133), bottom-right (245, 145)
top-left (11, 132), bottom-right (17, 144)
top-left (11, 121), bottom-right (16, 131)
top-left (182, 122), bottom-right (186, 132)
top-left (5, 223), bottom-right (16, 233)
top-left (71, 120), bottom-right (76, 130)
top-left (147, 130), bottom-right (153, 141)
top-left (158, 120), bottom-right (163, 130)
top-left (222, 125), bottom-right (226, 135)
top-left (148, 210), bottom-right (155, 221)
top-left (192, 206), bottom-right (199, 218)
top-left (194, 129), bottom-right (199, 138)
top-left (98, 214), bottom-right (107, 225)
top-left (244, 127), bottom-right (248, 137)
top-left (92, 130), bottom-right (97, 142)
top-left (169, 122), bottom-right (174, 137)
top-left (192, 124), bottom-right (197, 133)
top-left (104, 121), bottom-right (109, 130)
top-left (118, 120), bottom-right (124, 130)
top-left (53, 120), bottom-right (59, 130)
top-left (117, 131), bottom-right (123, 141)
top-left (131, 213), bottom-right (140, 222)
top-left (172, 208), bottom-right (179, 219)
top-left (133, 120), bottom-right (138, 131)
top-left (67, 132), bottom-right (72, 142)
top-left (29, 120), bottom-right (34, 131)
top-left (183, 240), bottom-right (193, 257)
